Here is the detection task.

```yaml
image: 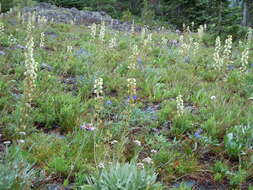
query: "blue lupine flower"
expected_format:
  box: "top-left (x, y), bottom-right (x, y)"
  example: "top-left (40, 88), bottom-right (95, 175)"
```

top-left (106, 100), bottom-right (112, 105)
top-left (194, 128), bottom-right (203, 138)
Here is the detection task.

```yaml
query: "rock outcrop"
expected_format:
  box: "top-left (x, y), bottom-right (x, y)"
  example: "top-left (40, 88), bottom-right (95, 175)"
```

top-left (22, 3), bottom-right (141, 32)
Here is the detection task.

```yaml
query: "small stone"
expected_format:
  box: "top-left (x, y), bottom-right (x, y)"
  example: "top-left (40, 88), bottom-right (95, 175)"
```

top-left (16, 44), bottom-right (26, 49)
top-left (40, 63), bottom-right (52, 72)
top-left (0, 51), bottom-right (5, 56)
top-left (75, 48), bottom-right (91, 58)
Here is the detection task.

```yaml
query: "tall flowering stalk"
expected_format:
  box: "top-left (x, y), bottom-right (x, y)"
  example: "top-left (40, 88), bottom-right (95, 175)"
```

top-left (197, 25), bottom-right (204, 41)
top-left (213, 36), bottom-right (223, 70)
top-left (20, 34), bottom-right (38, 132)
top-left (176, 94), bottom-right (184, 116)
top-left (223, 35), bottom-right (233, 65)
top-left (109, 36), bottom-right (117, 49)
top-left (240, 48), bottom-right (249, 73)
top-left (127, 78), bottom-right (137, 104)
top-left (99, 21), bottom-right (106, 42)
top-left (128, 44), bottom-right (139, 70)
top-left (40, 32), bottom-right (45, 48)
top-left (90, 23), bottom-right (97, 40)
top-left (94, 78), bottom-right (104, 125)
top-left (179, 35), bottom-right (191, 57)
top-left (0, 22), bottom-right (4, 34)
top-left (141, 27), bottom-right (146, 40)
top-left (247, 28), bottom-right (252, 47)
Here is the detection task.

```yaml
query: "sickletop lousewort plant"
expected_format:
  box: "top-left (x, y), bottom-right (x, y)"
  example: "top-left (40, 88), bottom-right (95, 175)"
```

top-left (90, 23), bottom-right (97, 40)
top-left (223, 35), bottom-right (233, 65)
top-left (161, 37), bottom-right (168, 47)
top-left (247, 27), bottom-right (252, 46)
top-left (176, 94), bottom-right (184, 116)
top-left (40, 32), bottom-right (45, 48)
top-left (193, 41), bottom-right (199, 56)
top-left (240, 47), bottom-right (249, 73)
top-left (197, 25), bottom-right (204, 41)
top-left (127, 78), bottom-right (137, 104)
top-left (94, 78), bottom-right (104, 125)
top-left (213, 36), bottom-right (223, 70)
top-left (99, 21), bottom-right (106, 42)
top-left (179, 35), bottom-right (191, 57)
top-left (20, 32), bottom-right (38, 134)
top-left (67, 46), bottom-right (72, 54)
top-left (109, 36), bottom-right (117, 49)
top-left (141, 27), bottom-right (146, 40)
top-left (8, 34), bottom-right (17, 46)
top-left (128, 44), bottom-right (139, 70)
top-left (143, 33), bottom-right (152, 49)
top-left (0, 22), bottom-right (4, 34)
top-left (131, 20), bottom-right (135, 34)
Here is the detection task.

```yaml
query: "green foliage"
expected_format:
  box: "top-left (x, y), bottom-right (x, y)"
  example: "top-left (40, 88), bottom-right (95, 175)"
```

top-left (0, 0), bottom-right (36, 12)
top-left (224, 124), bottom-right (253, 158)
top-left (89, 162), bottom-right (162, 190)
top-left (0, 147), bottom-right (39, 190)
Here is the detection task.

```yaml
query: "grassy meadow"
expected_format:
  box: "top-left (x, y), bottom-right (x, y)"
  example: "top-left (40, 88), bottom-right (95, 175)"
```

top-left (0, 8), bottom-right (253, 190)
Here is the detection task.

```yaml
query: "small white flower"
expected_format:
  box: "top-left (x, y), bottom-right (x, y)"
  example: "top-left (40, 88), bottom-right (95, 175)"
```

top-left (110, 140), bottom-right (118, 145)
top-left (3, 141), bottom-right (11, 145)
top-left (142, 157), bottom-right (153, 164)
top-left (17, 139), bottom-right (25, 144)
top-left (210, 96), bottom-right (216, 100)
top-left (137, 162), bottom-right (144, 169)
top-left (150, 149), bottom-right (157, 153)
top-left (133, 140), bottom-right (141, 146)
top-left (98, 162), bottom-right (105, 169)
top-left (19, 132), bottom-right (26, 135)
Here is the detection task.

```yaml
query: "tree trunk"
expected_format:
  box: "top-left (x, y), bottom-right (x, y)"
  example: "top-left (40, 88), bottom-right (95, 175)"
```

top-left (242, 0), bottom-right (253, 27)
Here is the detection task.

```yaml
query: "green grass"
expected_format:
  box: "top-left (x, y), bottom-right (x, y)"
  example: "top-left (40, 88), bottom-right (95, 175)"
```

top-left (0, 10), bottom-right (253, 190)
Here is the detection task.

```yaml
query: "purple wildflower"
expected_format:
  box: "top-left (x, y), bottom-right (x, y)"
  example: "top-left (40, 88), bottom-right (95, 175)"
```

top-left (133, 95), bottom-right (137, 100)
top-left (194, 128), bottom-right (203, 138)
top-left (106, 100), bottom-right (112, 105)
top-left (80, 123), bottom-right (96, 131)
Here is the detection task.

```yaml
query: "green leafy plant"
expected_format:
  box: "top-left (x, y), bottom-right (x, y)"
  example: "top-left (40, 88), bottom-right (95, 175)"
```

top-left (224, 124), bottom-right (253, 158)
top-left (88, 162), bottom-right (162, 190)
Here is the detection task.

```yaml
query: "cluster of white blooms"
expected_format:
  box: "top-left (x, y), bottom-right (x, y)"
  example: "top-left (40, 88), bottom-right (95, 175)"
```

top-left (143, 33), bottom-right (152, 48)
top-left (99, 21), bottom-right (106, 42)
top-left (67, 46), bottom-right (73, 54)
top-left (179, 35), bottom-right (191, 56)
top-left (24, 36), bottom-right (38, 105)
top-left (133, 140), bottom-right (141, 146)
top-left (240, 47), bottom-right (249, 73)
top-left (161, 37), bottom-right (168, 46)
top-left (247, 27), bottom-right (252, 46)
top-left (193, 41), bottom-right (199, 56)
top-left (98, 162), bottom-right (105, 169)
top-left (128, 44), bottom-right (139, 69)
top-left (94, 78), bottom-right (104, 99)
top-left (40, 32), bottom-right (45, 48)
top-left (26, 20), bottom-right (34, 37)
top-left (0, 22), bottom-right (4, 35)
top-left (127, 78), bottom-right (137, 99)
top-left (131, 21), bottom-right (135, 34)
top-left (223, 35), bottom-right (233, 64)
top-left (110, 140), bottom-right (118, 145)
top-left (197, 25), bottom-right (204, 41)
top-left (8, 34), bottom-right (17, 46)
top-left (37, 15), bottom-right (47, 25)
top-left (213, 36), bottom-right (223, 70)
top-left (142, 157), bottom-right (153, 164)
top-left (90, 23), bottom-right (97, 40)
top-left (176, 94), bottom-right (184, 116)
top-left (141, 27), bottom-right (146, 40)
top-left (109, 36), bottom-right (117, 49)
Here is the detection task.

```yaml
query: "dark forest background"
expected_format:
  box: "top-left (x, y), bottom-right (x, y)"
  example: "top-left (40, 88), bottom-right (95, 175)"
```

top-left (1, 0), bottom-right (253, 37)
